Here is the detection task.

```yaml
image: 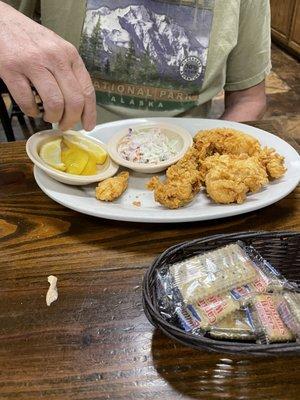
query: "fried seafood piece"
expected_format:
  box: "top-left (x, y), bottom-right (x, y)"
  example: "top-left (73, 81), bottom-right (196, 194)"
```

top-left (194, 128), bottom-right (261, 157)
top-left (256, 147), bottom-right (286, 179)
top-left (147, 147), bottom-right (202, 209)
top-left (166, 147), bottom-right (202, 192)
top-left (95, 171), bottom-right (129, 201)
top-left (194, 128), bottom-right (286, 180)
top-left (148, 177), bottom-right (194, 209)
top-left (202, 154), bottom-right (269, 204)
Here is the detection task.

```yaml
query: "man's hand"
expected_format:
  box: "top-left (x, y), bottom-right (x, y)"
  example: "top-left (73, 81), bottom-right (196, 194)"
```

top-left (0, 1), bottom-right (96, 131)
top-left (221, 81), bottom-right (267, 122)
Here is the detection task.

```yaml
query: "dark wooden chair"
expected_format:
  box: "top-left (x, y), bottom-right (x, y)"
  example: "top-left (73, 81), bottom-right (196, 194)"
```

top-left (0, 79), bottom-right (46, 141)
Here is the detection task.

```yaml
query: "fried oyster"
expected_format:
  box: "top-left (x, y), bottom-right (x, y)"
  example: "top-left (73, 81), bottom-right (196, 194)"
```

top-left (96, 171), bottom-right (129, 202)
top-left (194, 127), bottom-right (262, 157)
top-left (147, 148), bottom-right (202, 209)
top-left (201, 154), bottom-right (269, 204)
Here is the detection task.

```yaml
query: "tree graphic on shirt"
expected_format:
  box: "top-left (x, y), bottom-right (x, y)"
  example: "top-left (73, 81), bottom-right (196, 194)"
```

top-left (111, 51), bottom-right (128, 81)
top-left (104, 59), bottom-right (110, 75)
top-left (90, 16), bottom-right (103, 71)
top-left (110, 45), bottom-right (160, 85)
top-left (138, 51), bottom-right (159, 84)
top-left (125, 40), bottom-right (138, 72)
top-left (79, 28), bottom-right (89, 67)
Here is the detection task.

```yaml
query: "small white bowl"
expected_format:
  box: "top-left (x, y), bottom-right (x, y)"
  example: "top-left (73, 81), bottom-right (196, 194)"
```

top-left (106, 122), bottom-right (193, 173)
top-left (26, 129), bottom-right (119, 185)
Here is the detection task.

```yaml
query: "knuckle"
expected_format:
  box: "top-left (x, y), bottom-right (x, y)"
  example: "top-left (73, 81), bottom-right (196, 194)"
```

top-left (69, 94), bottom-right (84, 110)
top-left (29, 51), bottom-right (43, 64)
top-left (65, 42), bottom-right (79, 59)
top-left (45, 43), bottom-right (60, 55)
top-left (22, 56), bottom-right (45, 76)
top-left (53, 56), bottom-right (68, 71)
top-left (2, 56), bottom-right (19, 71)
top-left (24, 50), bottom-right (43, 67)
top-left (1, 50), bottom-right (43, 72)
top-left (83, 85), bottom-right (95, 100)
top-left (45, 95), bottom-right (64, 112)
top-left (45, 45), bottom-right (68, 69)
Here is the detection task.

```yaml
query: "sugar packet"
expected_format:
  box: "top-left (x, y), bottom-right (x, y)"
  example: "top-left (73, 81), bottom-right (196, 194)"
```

top-left (248, 294), bottom-right (294, 343)
top-left (209, 308), bottom-right (256, 341)
top-left (277, 292), bottom-right (300, 339)
top-left (169, 243), bottom-right (257, 303)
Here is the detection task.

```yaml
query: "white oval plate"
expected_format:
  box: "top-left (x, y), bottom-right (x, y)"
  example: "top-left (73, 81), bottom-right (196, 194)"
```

top-left (34, 118), bottom-right (300, 223)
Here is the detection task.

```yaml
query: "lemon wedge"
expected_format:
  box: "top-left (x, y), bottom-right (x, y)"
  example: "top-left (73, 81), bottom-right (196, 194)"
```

top-left (63, 132), bottom-right (107, 164)
top-left (61, 147), bottom-right (89, 175)
top-left (81, 156), bottom-right (98, 175)
top-left (39, 138), bottom-right (66, 171)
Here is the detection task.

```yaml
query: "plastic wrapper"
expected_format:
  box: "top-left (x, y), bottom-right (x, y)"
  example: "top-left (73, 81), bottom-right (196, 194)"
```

top-left (248, 294), bottom-right (294, 343)
top-left (208, 309), bottom-right (256, 341)
top-left (173, 304), bottom-right (201, 333)
top-left (230, 261), bottom-right (286, 303)
top-left (156, 272), bottom-right (239, 331)
top-left (231, 242), bottom-right (297, 301)
top-left (230, 243), bottom-right (298, 304)
top-left (277, 292), bottom-right (300, 339)
top-left (187, 293), bottom-right (240, 329)
top-left (155, 270), bottom-right (180, 320)
top-left (173, 294), bottom-right (240, 332)
top-left (169, 243), bottom-right (258, 303)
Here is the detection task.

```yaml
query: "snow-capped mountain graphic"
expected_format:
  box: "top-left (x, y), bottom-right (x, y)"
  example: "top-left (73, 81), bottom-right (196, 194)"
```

top-left (84, 4), bottom-right (206, 75)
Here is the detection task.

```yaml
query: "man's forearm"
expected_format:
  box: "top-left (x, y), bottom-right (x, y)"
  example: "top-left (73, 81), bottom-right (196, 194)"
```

top-left (220, 99), bottom-right (266, 122)
top-left (220, 81), bottom-right (267, 122)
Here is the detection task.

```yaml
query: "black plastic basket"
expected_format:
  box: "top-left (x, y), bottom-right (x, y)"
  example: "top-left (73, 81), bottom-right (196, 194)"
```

top-left (142, 231), bottom-right (300, 356)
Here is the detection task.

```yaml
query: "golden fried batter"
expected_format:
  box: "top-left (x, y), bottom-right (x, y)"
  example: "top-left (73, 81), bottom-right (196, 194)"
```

top-left (147, 147), bottom-right (202, 209)
top-left (202, 154), bottom-right (269, 204)
top-left (256, 147), bottom-right (286, 179)
top-left (166, 147), bottom-right (202, 192)
top-left (148, 177), bottom-right (194, 209)
top-left (96, 171), bottom-right (129, 202)
top-left (194, 128), bottom-right (261, 157)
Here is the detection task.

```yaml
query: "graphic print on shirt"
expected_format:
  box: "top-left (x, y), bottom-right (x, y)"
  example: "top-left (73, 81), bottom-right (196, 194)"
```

top-left (79, 0), bottom-right (215, 112)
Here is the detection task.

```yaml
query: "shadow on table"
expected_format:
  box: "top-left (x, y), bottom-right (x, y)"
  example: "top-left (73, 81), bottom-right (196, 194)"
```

top-left (150, 328), bottom-right (299, 400)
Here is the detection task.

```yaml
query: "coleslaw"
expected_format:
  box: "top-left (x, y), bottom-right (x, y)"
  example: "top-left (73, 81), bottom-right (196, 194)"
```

top-left (118, 127), bottom-right (178, 164)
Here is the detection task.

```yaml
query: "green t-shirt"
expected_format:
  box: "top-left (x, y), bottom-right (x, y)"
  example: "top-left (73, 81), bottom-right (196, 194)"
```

top-left (3, 0), bottom-right (271, 124)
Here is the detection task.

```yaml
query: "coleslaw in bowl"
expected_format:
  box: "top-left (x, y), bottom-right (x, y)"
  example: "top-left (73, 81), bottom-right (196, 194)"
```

top-left (107, 122), bottom-right (193, 173)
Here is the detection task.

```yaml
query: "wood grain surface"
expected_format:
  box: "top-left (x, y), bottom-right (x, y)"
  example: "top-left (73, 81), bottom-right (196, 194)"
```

top-left (0, 120), bottom-right (299, 400)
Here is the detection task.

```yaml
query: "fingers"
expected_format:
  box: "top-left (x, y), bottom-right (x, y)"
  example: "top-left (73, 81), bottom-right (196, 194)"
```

top-left (51, 65), bottom-right (85, 131)
top-left (2, 73), bottom-right (39, 117)
top-left (28, 69), bottom-right (64, 124)
top-left (8, 42), bottom-right (96, 130)
top-left (72, 56), bottom-right (96, 131)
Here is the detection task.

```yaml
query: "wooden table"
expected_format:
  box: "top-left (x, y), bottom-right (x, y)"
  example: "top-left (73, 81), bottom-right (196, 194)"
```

top-left (0, 120), bottom-right (299, 400)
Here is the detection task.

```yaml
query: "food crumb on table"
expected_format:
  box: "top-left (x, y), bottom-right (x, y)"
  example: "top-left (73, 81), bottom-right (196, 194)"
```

top-left (133, 201), bottom-right (141, 207)
top-left (46, 275), bottom-right (58, 306)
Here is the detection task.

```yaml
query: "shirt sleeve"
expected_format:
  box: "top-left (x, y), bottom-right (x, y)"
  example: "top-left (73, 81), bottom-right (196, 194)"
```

top-left (224, 0), bottom-right (271, 92)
